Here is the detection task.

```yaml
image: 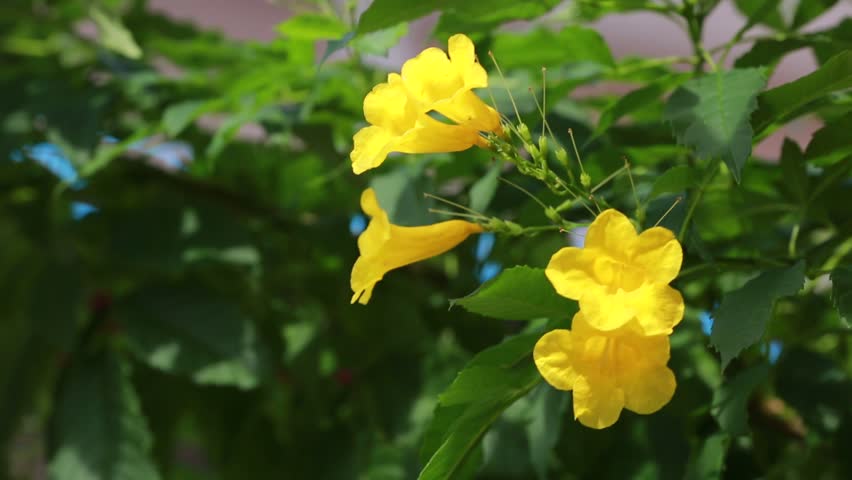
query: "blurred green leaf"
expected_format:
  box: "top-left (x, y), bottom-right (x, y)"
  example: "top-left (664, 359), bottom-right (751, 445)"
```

top-left (683, 433), bottom-right (727, 480)
top-left (776, 349), bottom-right (852, 433)
top-left (49, 352), bottom-right (160, 480)
top-left (468, 164), bottom-right (500, 214)
top-left (370, 163), bottom-right (434, 226)
top-left (350, 23), bottom-right (408, 56)
top-left (491, 26), bottom-right (615, 70)
top-left (710, 261), bottom-right (805, 369)
top-left (117, 285), bottom-right (267, 389)
top-left (649, 165), bottom-right (698, 200)
top-left (525, 385), bottom-right (566, 480)
top-left (752, 51), bottom-right (852, 134)
top-left (90, 7), bottom-right (142, 59)
top-left (664, 69), bottom-right (766, 183)
top-left (712, 364), bottom-right (770, 436)
top-left (419, 332), bottom-right (541, 480)
top-left (779, 139), bottom-right (808, 203)
top-left (277, 14), bottom-right (348, 40)
top-left (805, 112), bottom-right (852, 165)
top-left (450, 266), bottom-right (578, 321)
top-left (589, 81), bottom-right (669, 142)
top-left (830, 266), bottom-right (852, 322)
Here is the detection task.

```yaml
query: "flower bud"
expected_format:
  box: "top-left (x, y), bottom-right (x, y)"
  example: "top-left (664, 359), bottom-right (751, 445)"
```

top-left (518, 123), bottom-right (532, 142)
top-left (538, 136), bottom-right (548, 157)
top-left (555, 147), bottom-right (569, 167)
top-left (580, 172), bottom-right (591, 189)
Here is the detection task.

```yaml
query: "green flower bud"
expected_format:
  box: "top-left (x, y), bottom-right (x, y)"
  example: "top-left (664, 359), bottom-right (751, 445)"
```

top-left (538, 136), bottom-right (548, 157)
top-left (580, 172), bottom-right (591, 189)
top-left (518, 123), bottom-right (532, 142)
top-left (555, 147), bottom-right (569, 166)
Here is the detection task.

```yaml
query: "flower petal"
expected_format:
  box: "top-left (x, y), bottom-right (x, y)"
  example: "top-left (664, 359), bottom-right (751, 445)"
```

top-left (584, 209), bottom-right (638, 255)
top-left (433, 90), bottom-right (501, 133)
top-left (350, 204), bottom-right (483, 305)
top-left (395, 117), bottom-right (482, 154)
top-left (351, 126), bottom-right (395, 174)
top-left (545, 246), bottom-right (599, 300)
top-left (533, 329), bottom-right (579, 391)
top-left (363, 73), bottom-right (418, 133)
top-left (578, 288), bottom-right (634, 332)
top-left (572, 376), bottom-right (625, 429)
top-left (448, 33), bottom-right (488, 89)
top-left (632, 226), bottom-right (682, 284)
top-left (631, 283), bottom-right (684, 335)
top-left (622, 366), bottom-right (676, 415)
top-left (401, 47), bottom-right (462, 106)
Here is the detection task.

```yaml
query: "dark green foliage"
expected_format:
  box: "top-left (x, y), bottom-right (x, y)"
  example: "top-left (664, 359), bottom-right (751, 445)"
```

top-left (1, 0), bottom-right (850, 479)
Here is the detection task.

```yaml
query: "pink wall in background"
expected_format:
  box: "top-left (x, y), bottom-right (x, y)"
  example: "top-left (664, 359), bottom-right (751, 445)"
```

top-left (149, 0), bottom-right (852, 159)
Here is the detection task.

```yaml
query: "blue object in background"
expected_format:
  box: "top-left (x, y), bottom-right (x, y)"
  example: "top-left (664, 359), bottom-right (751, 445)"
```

top-left (12, 142), bottom-right (85, 189)
top-left (699, 311), bottom-right (713, 336)
top-left (71, 202), bottom-right (99, 220)
top-left (475, 232), bottom-right (495, 262)
top-left (349, 214), bottom-right (367, 236)
top-left (478, 261), bottom-right (502, 283)
top-left (765, 340), bottom-right (783, 364)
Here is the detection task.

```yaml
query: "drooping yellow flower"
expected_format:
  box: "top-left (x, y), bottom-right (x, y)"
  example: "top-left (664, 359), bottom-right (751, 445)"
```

top-left (534, 312), bottom-right (676, 429)
top-left (545, 209), bottom-right (684, 335)
top-left (351, 188), bottom-right (483, 304)
top-left (350, 34), bottom-right (501, 174)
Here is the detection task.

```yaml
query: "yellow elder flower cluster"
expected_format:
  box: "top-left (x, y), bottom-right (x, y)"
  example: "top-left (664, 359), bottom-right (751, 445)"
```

top-left (347, 34), bottom-right (685, 430)
top-left (349, 34), bottom-right (498, 303)
top-left (350, 34), bottom-right (501, 175)
top-left (535, 210), bottom-right (684, 429)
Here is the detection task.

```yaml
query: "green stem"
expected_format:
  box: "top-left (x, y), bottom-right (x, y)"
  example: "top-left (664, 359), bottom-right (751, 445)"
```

top-left (678, 158), bottom-right (721, 241)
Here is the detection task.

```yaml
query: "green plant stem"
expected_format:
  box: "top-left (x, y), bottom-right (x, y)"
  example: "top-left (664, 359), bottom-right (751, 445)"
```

top-left (678, 158), bottom-right (721, 241)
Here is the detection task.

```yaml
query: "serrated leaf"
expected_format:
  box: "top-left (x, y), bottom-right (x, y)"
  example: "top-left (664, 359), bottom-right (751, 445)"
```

top-left (49, 353), bottom-right (161, 480)
top-left (710, 261), bottom-right (805, 369)
top-left (664, 69), bottom-right (767, 183)
top-left (450, 266), bottom-right (578, 321)
top-left (830, 267), bottom-right (852, 323)
top-left (117, 285), bottom-right (266, 389)
top-left (752, 51), bottom-right (852, 134)
top-left (419, 333), bottom-right (541, 480)
top-left (468, 164), bottom-right (500, 213)
top-left (649, 165), bottom-right (698, 200)
top-left (683, 433), bottom-right (727, 480)
top-left (350, 23), bottom-right (408, 56)
top-left (712, 364), bottom-right (770, 436)
top-left (356, 0), bottom-right (445, 34)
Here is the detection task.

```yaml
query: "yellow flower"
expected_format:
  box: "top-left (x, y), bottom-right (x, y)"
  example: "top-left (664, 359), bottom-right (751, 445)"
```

top-left (534, 312), bottom-right (676, 429)
top-left (545, 209), bottom-right (684, 335)
top-left (350, 34), bottom-right (501, 174)
top-left (351, 188), bottom-right (484, 304)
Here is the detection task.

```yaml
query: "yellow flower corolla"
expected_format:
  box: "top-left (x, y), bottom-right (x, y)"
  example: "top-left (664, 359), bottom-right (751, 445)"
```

top-left (350, 188), bottom-right (483, 305)
top-left (350, 34), bottom-right (501, 174)
top-left (534, 312), bottom-right (676, 429)
top-left (545, 209), bottom-right (684, 336)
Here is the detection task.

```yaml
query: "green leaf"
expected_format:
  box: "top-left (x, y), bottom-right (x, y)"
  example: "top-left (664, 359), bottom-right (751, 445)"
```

top-left (434, 1), bottom-right (561, 38)
top-left (664, 69), bottom-right (767, 183)
top-left (779, 138), bottom-right (808, 203)
top-left (712, 364), bottom-right (770, 436)
top-left (277, 14), bottom-right (348, 40)
top-left (370, 163), bottom-right (434, 226)
top-left (710, 261), bottom-right (805, 369)
top-left (776, 349), bottom-right (852, 433)
top-left (117, 285), bottom-right (266, 389)
top-left (90, 7), bottom-right (142, 59)
top-left (830, 266), bottom-right (852, 323)
top-left (49, 353), bottom-right (161, 480)
top-left (805, 112), bottom-right (852, 165)
top-left (468, 164), bottom-right (500, 213)
top-left (356, 0), bottom-right (438, 33)
top-left (525, 385), bottom-right (566, 480)
top-left (733, 0), bottom-right (785, 31)
top-left (450, 266), bottom-right (578, 321)
top-left (589, 81), bottom-right (669, 142)
top-left (491, 26), bottom-right (615, 70)
top-left (649, 165), bottom-right (698, 200)
top-left (162, 100), bottom-right (208, 137)
top-left (752, 51), bottom-right (852, 134)
top-left (419, 333), bottom-right (542, 480)
top-left (683, 433), bottom-right (728, 480)
top-left (350, 23), bottom-right (408, 56)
